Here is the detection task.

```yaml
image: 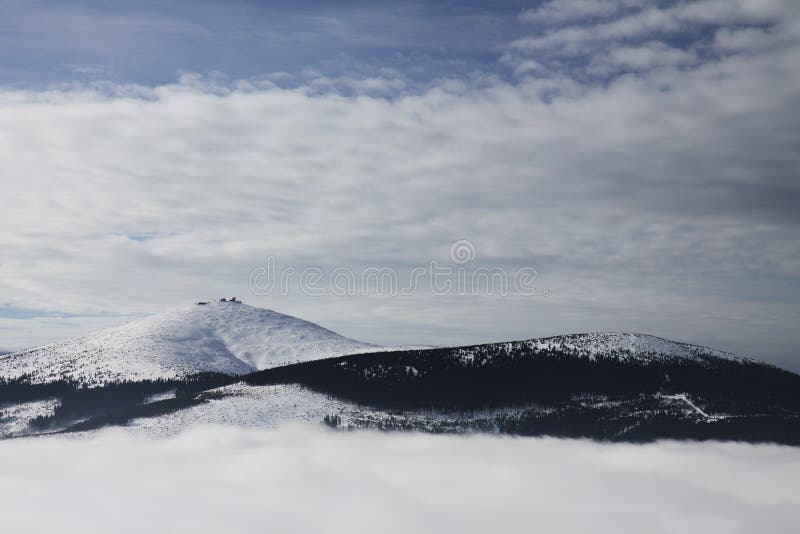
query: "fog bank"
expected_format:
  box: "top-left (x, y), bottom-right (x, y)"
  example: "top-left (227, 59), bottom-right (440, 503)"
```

top-left (1, 425), bottom-right (798, 533)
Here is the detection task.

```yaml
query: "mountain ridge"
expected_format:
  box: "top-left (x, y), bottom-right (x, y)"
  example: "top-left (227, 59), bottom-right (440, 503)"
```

top-left (2, 305), bottom-right (799, 444)
top-left (0, 299), bottom-right (754, 387)
top-left (0, 300), bottom-right (376, 385)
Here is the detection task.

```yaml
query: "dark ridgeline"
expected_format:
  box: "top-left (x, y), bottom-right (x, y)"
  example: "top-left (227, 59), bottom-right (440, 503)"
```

top-left (3, 339), bottom-right (800, 444)
top-left (245, 343), bottom-right (800, 411)
top-left (244, 342), bottom-right (800, 444)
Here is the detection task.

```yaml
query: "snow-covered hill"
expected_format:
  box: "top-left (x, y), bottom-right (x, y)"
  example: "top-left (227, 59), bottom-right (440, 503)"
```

top-left (444, 332), bottom-right (743, 368)
top-left (0, 300), bottom-right (376, 385)
top-left (523, 332), bottom-right (741, 362)
top-left (3, 316), bottom-right (795, 442)
top-left (0, 307), bottom-right (745, 388)
top-left (114, 334), bottom-right (766, 439)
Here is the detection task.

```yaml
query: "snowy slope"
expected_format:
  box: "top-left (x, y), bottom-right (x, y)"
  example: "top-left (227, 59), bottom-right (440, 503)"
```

top-left (126, 383), bottom-right (361, 437)
top-left (123, 383), bottom-right (521, 438)
top-left (0, 300), bottom-right (743, 390)
top-left (448, 332), bottom-right (742, 366)
top-left (525, 332), bottom-right (740, 361)
top-left (0, 398), bottom-right (60, 438)
top-left (0, 301), bottom-right (376, 385)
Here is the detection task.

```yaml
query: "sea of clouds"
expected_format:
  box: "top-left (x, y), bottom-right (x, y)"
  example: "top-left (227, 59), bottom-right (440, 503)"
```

top-left (0, 425), bottom-right (798, 533)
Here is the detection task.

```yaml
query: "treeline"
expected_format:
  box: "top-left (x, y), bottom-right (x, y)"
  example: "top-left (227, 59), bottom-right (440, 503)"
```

top-left (346, 398), bottom-right (800, 446)
top-left (2, 373), bottom-right (236, 433)
top-left (1, 377), bottom-right (81, 404)
top-left (244, 344), bottom-right (800, 412)
top-left (493, 397), bottom-right (800, 444)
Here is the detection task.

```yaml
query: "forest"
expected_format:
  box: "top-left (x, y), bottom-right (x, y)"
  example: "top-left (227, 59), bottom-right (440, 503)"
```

top-left (245, 343), bottom-right (800, 412)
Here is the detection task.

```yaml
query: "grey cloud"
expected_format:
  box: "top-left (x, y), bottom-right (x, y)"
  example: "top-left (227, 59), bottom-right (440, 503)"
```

top-left (1, 57), bottom-right (799, 367)
top-left (1, 1), bottom-right (799, 370)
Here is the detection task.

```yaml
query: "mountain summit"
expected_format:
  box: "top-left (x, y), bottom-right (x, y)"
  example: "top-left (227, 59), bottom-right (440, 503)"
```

top-left (0, 300), bottom-right (375, 385)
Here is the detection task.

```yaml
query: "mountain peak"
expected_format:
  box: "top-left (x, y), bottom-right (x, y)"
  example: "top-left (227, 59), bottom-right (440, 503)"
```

top-left (0, 301), bottom-right (744, 387)
top-left (0, 301), bottom-right (375, 385)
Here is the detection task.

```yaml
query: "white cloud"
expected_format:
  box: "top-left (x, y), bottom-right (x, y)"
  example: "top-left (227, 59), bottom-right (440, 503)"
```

top-left (511, 7), bottom-right (681, 52)
top-left (1, 1), bottom-right (800, 369)
top-left (0, 425), bottom-right (798, 533)
top-left (510, 0), bottom-right (799, 59)
top-left (711, 23), bottom-right (800, 53)
top-left (1, 49), bottom-right (799, 367)
top-left (512, 59), bottom-right (547, 76)
top-left (588, 41), bottom-right (699, 74)
top-left (520, 0), bottom-right (653, 24)
top-left (677, 0), bottom-right (788, 24)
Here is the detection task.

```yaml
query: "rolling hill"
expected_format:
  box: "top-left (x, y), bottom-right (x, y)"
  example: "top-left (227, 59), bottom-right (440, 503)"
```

top-left (2, 304), bottom-right (799, 445)
top-left (0, 300), bottom-right (375, 386)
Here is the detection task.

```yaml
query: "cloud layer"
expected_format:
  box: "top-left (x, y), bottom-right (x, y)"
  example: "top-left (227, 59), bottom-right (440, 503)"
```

top-left (0, 425), bottom-right (798, 534)
top-left (1, 1), bottom-right (799, 369)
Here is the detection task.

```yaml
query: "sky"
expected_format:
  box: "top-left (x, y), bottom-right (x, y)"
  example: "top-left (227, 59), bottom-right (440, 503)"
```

top-left (1, 0), bottom-right (799, 370)
top-left (0, 424), bottom-right (798, 533)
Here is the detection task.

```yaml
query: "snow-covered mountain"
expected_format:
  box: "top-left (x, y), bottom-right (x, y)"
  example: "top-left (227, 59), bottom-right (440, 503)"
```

top-left (523, 332), bottom-right (742, 362)
top-left (3, 309), bottom-right (800, 444)
top-left (0, 300), bottom-right (376, 385)
top-left (433, 332), bottom-right (742, 369)
top-left (0, 305), bottom-right (745, 387)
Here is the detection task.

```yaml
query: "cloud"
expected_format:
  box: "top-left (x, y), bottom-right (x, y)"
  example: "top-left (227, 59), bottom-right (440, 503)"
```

top-left (519, 1), bottom-right (653, 24)
top-left (1, 49), bottom-right (800, 367)
top-left (508, 0), bottom-right (800, 77)
top-left (0, 1), bottom-right (799, 371)
top-left (0, 425), bottom-right (797, 533)
top-left (588, 41), bottom-right (698, 75)
top-left (511, 8), bottom-right (681, 53)
top-left (677, 0), bottom-right (788, 24)
top-left (512, 59), bottom-right (547, 77)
